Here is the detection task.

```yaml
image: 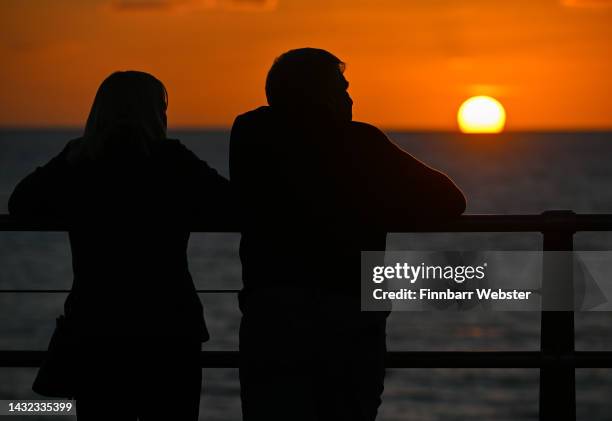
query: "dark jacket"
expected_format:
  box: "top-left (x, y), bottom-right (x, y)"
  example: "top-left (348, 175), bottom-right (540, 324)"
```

top-left (230, 106), bottom-right (465, 320)
top-left (9, 137), bottom-right (233, 341)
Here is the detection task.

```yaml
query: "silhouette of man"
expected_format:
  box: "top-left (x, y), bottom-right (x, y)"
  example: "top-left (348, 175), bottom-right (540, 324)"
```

top-left (230, 48), bottom-right (466, 421)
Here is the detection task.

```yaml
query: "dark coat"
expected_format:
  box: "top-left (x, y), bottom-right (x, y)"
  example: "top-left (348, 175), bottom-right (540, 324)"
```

top-left (9, 137), bottom-right (233, 341)
top-left (230, 106), bottom-right (465, 322)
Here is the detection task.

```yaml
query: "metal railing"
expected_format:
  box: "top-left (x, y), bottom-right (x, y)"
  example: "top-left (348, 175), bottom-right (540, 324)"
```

top-left (2, 210), bottom-right (612, 421)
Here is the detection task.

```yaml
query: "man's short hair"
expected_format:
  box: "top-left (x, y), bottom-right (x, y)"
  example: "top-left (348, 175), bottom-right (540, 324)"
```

top-left (265, 48), bottom-right (346, 109)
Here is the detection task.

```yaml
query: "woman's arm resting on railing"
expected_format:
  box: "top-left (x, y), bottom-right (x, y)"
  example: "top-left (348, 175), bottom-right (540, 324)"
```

top-left (167, 138), bottom-right (238, 225)
top-left (8, 143), bottom-right (74, 217)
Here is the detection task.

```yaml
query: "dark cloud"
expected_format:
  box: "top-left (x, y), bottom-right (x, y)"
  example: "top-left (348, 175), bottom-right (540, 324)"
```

top-left (111, 0), bottom-right (277, 12)
top-left (112, 0), bottom-right (177, 11)
top-left (561, 0), bottom-right (612, 8)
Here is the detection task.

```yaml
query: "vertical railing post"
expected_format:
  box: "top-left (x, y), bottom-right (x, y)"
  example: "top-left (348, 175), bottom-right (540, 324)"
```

top-left (540, 210), bottom-right (576, 421)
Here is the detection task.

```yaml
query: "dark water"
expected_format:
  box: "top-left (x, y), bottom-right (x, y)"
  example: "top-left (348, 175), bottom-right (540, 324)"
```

top-left (1, 129), bottom-right (611, 420)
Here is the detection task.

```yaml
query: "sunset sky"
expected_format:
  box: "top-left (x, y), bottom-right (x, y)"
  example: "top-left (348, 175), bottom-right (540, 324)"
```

top-left (1, 0), bottom-right (611, 130)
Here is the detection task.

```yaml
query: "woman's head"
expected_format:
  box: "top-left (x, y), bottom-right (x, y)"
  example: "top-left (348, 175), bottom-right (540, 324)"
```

top-left (82, 71), bottom-right (168, 160)
top-left (265, 48), bottom-right (352, 123)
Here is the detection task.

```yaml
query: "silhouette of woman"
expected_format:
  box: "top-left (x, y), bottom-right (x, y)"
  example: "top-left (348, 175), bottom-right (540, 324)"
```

top-left (9, 71), bottom-right (233, 420)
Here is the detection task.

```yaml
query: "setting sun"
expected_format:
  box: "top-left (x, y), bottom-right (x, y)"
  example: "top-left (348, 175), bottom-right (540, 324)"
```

top-left (457, 96), bottom-right (506, 133)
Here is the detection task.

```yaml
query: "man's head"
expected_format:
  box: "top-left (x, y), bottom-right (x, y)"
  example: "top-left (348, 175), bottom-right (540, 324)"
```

top-left (265, 48), bottom-right (352, 122)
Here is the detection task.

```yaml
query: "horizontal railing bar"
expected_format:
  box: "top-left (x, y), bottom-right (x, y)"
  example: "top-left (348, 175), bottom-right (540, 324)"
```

top-left (385, 351), bottom-right (612, 369)
top-left (0, 289), bottom-right (240, 294)
top-left (0, 351), bottom-right (611, 369)
top-left (3, 213), bottom-right (612, 233)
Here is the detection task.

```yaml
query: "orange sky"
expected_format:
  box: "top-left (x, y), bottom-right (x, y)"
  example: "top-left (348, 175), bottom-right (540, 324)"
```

top-left (0, 0), bottom-right (611, 130)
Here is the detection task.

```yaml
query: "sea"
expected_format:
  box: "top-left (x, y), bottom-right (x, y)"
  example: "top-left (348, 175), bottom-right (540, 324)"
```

top-left (1, 129), bottom-right (611, 420)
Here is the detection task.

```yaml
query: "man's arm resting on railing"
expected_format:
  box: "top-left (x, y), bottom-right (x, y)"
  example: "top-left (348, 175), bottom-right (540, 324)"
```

top-left (356, 123), bottom-right (466, 221)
